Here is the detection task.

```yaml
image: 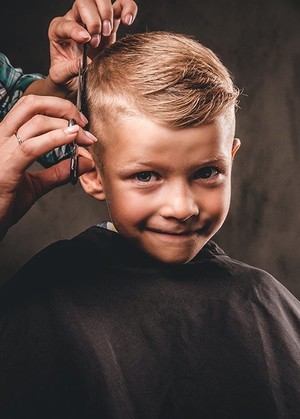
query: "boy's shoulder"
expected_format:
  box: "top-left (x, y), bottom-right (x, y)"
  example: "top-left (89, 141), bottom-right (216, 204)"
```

top-left (5, 224), bottom-right (298, 311)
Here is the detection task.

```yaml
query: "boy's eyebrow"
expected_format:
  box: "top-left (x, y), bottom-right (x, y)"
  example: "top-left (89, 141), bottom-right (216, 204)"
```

top-left (199, 156), bottom-right (230, 167)
top-left (116, 155), bottom-right (230, 173)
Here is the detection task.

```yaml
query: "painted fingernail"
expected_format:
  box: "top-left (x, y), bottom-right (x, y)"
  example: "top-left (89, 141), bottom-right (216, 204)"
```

top-left (124, 14), bottom-right (133, 25)
top-left (90, 34), bottom-right (100, 48)
top-left (102, 20), bottom-right (112, 36)
top-left (85, 130), bottom-right (98, 142)
top-left (79, 112), bottom-right (88, 125)
top-left (65, 124), bottom-right (79, 134)
top-left (79, 30), bottom-right (91, 41)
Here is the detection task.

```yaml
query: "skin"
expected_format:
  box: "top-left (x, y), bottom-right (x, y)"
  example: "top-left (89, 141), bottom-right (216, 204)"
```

top-left (0, 0), bottom-right (138, 240)
top-left (0, 95), bottom-right (96, 240)
top-left (25, 0), bottom-right (138, 97)
top-left (81, 108), bottom-right (240, 264)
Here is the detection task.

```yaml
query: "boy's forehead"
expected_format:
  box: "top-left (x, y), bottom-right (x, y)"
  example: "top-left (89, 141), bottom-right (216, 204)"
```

top-left (99, 108), bottom-right (236, 168)
top-left (101, 105), bottom-right (236, 143)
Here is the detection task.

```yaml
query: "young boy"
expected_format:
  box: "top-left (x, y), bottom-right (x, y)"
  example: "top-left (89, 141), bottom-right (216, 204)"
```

top-left (0, 31), bottom-right (299, 418)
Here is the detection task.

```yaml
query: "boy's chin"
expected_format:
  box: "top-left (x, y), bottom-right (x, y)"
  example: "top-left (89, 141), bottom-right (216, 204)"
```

top-left (125, 230), bottom-right (211, 264)
top-left (142, 244), bottom-right (206, 265)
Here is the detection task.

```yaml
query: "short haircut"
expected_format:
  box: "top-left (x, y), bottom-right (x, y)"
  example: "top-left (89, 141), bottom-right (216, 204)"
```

top-left (86, 31), bottom-right (240, 162)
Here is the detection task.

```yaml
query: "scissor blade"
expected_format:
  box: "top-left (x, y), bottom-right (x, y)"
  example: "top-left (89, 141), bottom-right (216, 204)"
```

top-left (81, 42), bottom-right (89, 120)
top-left (76, 58), bottom-right (82, 112)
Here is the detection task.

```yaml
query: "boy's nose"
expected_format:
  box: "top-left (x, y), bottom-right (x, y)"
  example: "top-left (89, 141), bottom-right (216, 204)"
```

top-left (159, 184), bottom-right (199, 221)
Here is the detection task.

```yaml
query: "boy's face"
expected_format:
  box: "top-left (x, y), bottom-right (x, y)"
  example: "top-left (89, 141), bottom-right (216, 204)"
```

top-left (87, 108), bottom-right (239, 264)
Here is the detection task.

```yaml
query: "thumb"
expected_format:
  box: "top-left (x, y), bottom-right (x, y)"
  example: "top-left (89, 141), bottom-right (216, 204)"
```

top-left (49, 58), bottom-right (81, 86)
top-left (31, 156), bottom-right (94, 198)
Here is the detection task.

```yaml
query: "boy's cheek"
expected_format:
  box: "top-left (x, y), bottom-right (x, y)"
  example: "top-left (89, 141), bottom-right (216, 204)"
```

top-left (203, 187), bottom-right (231, 212)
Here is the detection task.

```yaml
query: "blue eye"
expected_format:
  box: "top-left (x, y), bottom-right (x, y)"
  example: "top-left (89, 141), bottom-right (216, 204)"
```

top-left (135, 171), bottom-right (156, 182)
top-left (194, 167), bottom-right (219, 180)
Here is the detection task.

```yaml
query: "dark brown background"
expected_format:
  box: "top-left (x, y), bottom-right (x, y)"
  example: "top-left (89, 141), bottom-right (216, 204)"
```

top-left (0, 0), bottom-right (299, 298)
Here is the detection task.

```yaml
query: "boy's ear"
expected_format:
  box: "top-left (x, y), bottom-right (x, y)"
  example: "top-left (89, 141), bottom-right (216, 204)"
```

top-left (231, 137), bottom-right (241, 159)
top-left (79, 148), bottom-right (106, 201)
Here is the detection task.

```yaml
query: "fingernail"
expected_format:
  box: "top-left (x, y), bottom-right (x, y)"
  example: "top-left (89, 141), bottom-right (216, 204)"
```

top-left (65, 124), bottom-right (79, 134)
top-left (79, 30), bottom-right (91, 41)
top-left (90, 34), bottom-right (100, 48)
top-left (102, 20), bottom-right (112, 36)
top-left (79, 112), bottom-right (88, 125)
top-left (85, 130), bottom-right (98, 142)
top-left (124, 14), bottom-right (133, 25)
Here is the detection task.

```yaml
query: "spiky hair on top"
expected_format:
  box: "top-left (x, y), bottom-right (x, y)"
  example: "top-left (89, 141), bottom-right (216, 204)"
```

top-left (86, 31), bottom-right (239, 134)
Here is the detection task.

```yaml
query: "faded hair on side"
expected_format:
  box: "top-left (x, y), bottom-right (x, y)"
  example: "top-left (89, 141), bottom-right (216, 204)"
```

top-left (86, 31), bottom-right (240, 134)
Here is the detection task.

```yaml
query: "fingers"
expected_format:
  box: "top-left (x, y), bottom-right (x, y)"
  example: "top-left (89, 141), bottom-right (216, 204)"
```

top-left (6, 125), bottom-right (78, 172)
top-left (68, 0), bottom-right (137, 47)
top-left (49, 57), bottom-right (83, 86)
top-left (9, 125), bottom-right (97, 172)
top-left (29, 153), bottom-right (95, 199)
top-left (13, 115), bottom-right (97, 147)
top-left (47, 1), bottom-right (138, 94)
top-left (113, 0), bottom-right (138, 25)
top-left (0, 95), bottom-right (88, 138)
top-left (0, 94), bottom-right (97, 173)
top-left (0, 150), bottom-right (94, 231)
top-left (73, 0), bottom-right (113, 38)
top-left (49, 17), bottom-right (91, 44)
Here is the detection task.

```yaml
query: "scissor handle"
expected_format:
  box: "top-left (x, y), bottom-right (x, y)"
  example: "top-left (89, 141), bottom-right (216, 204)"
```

top-left (68, 118), bottom-right (79, 185)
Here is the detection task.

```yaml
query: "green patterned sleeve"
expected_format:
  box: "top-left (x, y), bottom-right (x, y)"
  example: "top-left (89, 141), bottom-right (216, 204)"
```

top-left (0, 53), bottom-right (45, 120)
top-left (0, 53), bottom-right (72, 168)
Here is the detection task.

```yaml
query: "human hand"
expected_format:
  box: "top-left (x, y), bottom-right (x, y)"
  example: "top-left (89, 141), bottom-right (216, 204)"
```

top-left (0, 95), bottom-right (97, 240)
top-left (47, 0), bottom-right (138, 93)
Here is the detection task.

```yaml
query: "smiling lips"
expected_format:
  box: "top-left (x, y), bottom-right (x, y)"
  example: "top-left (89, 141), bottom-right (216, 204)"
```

top-left (146, 227), bottom-right (202, 236)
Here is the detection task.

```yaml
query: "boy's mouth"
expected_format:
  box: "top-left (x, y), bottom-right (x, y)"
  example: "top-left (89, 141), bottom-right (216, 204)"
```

top-left (145, 227), bottom-right (202, 236)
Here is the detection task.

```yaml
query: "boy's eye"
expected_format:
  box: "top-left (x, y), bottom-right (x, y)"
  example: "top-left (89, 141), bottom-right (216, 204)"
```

top-left (194, 167), bottom-right (219, 180)
top-left (135, 171), bottom-right (157, 182)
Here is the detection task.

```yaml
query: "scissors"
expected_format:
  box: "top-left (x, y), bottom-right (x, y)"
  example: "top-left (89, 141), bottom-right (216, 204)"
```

top-left (69, 41), bottom-right (88, 185)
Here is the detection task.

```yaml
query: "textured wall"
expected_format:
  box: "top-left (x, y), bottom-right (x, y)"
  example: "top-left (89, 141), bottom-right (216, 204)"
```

top-left (0, 0), bottom-right (299, 298)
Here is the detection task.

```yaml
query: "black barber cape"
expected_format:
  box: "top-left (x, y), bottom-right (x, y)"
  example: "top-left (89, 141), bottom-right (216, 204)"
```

top-left (0, 226), bottom-right (299, 418)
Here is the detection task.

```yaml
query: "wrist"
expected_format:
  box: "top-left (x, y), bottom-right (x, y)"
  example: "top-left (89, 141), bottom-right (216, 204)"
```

top-left (24, 76), bottom-right (71, 100)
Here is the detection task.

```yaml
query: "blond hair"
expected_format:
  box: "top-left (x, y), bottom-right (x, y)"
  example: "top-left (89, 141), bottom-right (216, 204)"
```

top-left (86, 31), bottom-right (239, 164)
